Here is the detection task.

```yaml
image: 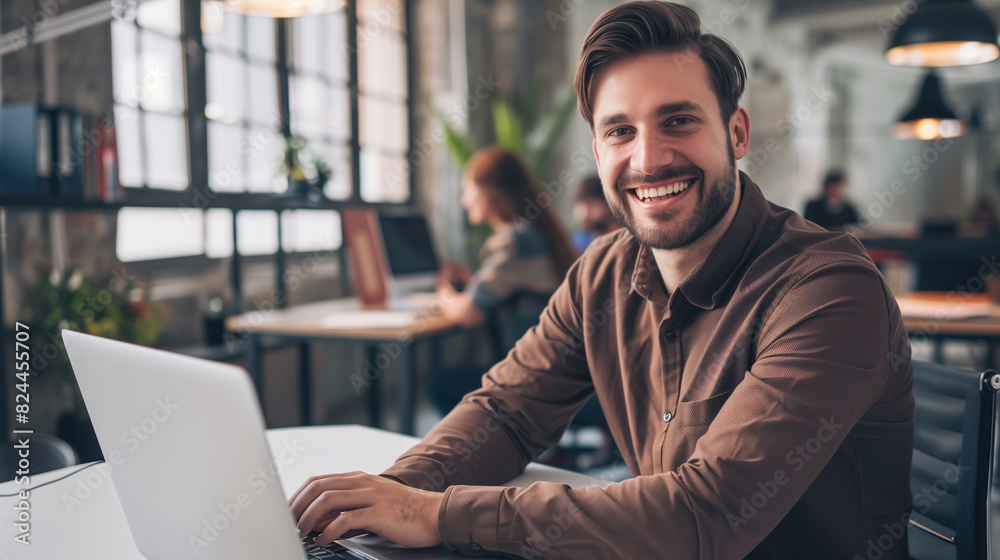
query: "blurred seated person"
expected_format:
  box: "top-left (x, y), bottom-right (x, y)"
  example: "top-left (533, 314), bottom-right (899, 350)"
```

top-left (804, 170), bottom-right (859, 231)
top-left (571, 175), bottom-right (622, 252)
top-left (430, 147), bottom-right (577, 415)
top-left (967, 194), bottom-right (1000, 237)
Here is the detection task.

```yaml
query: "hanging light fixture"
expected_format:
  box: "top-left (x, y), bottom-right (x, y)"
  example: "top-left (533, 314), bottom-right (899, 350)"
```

top-left (886, 0), bottom-right (999, 67)
top-left (207, 0), bottom-right (346, 18)
top-left (893, 70), bottom-right (967, 140)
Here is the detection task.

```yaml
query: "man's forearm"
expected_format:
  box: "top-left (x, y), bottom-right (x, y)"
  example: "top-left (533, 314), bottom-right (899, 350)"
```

top-left (382, 395), bottom-right (537, 492)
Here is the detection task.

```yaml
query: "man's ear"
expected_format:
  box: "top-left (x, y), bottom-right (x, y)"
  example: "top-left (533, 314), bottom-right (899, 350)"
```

top-left (729, 107), bottom-right (750, 160)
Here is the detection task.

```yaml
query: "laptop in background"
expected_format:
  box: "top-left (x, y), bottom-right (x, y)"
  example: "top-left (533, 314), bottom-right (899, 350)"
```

top-left (378, 213), bottom-right (439, 300)
top-left (342, 209), bottom-right (440, 310)
top-left (60, 330), bottom-right (462, 560)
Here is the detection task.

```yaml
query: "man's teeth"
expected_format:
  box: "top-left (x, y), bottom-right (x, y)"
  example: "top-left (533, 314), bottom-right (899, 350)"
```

top-left (635, 180), bottom-right (691, 201)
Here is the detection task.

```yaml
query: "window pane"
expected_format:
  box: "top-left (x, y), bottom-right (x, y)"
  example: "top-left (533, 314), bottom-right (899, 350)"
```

top-left (246, 17), bottom-right (275, 63)
top-left (290, 74), bottom-right (327, 138)
top-left (114, 105), bottom-right (143, 187)
top-left (208, 121), bottom-right (244, 192)
top-left (203, 10), bottom-right (242, 52)
top-left (117, 207), bottom-right (203, 261)
top-left (236, 210), bottom-right (278, 255)
top-left (325, 12), bottom-right (348, 82)
top-left (111, 21), bottom-right (138, 106)
top-left (206, 208), bottom-right (234, 258)
top-left (359, 95), bottom-right (407, 154)
top-left (144, 112), bottom-right (189, 190)
top-left (140, 31), bottom-right (185, 113)
top-left (206, 52), bottom-right (246, 124)
top-left (246, 125), bottom-right (285, 193)
top-left (315, 142), bottom-right (351, 200)
top-left (360, 149), bottom-right (407, 202)
top-left (359, 33), bottom-right (406, 100)
top-left (247, 63), bottom-right (279, 125)
top-left (294, 15), bottom-right (324, 75)
top-left (137, 0), bottom-right (181, 36)
top-left (281, 210), bottom-right (342, 253)
top-left (357, 0), bottom-right (404, 34)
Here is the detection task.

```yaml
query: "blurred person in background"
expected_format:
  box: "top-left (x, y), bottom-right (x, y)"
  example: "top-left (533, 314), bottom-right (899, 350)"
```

top-left (804, 169), bottom-right (860, 231)
top-left (429, 147), bottom-right (577, 414)
top-left (571, 174), bottom-right (622, 252)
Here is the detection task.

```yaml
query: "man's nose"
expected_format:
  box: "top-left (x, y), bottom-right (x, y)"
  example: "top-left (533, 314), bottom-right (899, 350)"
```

top-left (630, 128), bottom-right (674, 177)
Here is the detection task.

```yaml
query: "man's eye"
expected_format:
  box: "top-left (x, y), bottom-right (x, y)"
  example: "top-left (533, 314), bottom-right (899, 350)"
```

top-left (668, 117), bottom-right (694, 126)
top-left (607, 127), bottom-right (631, 137)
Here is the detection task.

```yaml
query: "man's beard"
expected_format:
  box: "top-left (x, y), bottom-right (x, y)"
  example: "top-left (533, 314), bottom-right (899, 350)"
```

top-left (606, 140), bottom-right (737, 250)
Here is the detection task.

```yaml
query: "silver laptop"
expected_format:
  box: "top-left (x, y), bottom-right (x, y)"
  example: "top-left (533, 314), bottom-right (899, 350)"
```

top-left (61, 330), bottom-right (478, 560)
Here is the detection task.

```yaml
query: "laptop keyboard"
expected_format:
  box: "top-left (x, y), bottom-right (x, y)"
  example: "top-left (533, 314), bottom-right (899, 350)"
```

top-left (302, 536), bottom-right (375, 560)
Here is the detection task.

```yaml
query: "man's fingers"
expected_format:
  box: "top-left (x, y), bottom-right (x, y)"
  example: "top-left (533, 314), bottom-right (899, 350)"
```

top-left (297, 489), bottom-right (375, 537)
top-left (289, 472), bottom-right (366, 519)
top-left (289, 471), bottom-right (365, 506)
top-left (315, 508), bottom-right (375, 547)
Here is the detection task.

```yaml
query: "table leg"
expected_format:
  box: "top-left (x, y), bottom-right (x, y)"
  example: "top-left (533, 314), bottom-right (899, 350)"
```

top-left (398, 344), bottom-right (415, 436)
top-left (299, 341), bottom-right (312, 426)
top-left (367, 346), bottom-right (382, 429)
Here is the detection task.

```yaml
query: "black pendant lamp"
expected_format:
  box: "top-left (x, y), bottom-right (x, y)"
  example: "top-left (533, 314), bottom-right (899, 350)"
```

top-left (886, 0), bottom-right (999, 67)
top-left (892, 70), bottom-right (967, 139)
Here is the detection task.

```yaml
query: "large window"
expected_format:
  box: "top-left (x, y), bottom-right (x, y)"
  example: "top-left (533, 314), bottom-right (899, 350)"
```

top-left (111, 0), bottom-right (189, 190)
top-left (110, 1), bottom-right (410, 262)
top-left (204, 11), bottom-right (283, 193)
top-left (357, 0), bottom-right (409, 202)
top-left (290, 9), bottom-right (352, 200)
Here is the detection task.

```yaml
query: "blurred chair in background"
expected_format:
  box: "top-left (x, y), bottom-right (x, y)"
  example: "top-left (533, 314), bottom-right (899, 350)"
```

top-left (908, 360), bottom-right (998, 560)
top-left (1, 433), bottom-right (77, 482)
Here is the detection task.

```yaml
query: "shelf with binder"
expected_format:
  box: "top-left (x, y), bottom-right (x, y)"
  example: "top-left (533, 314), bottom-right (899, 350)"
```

top-left (0, 104), bottom-right (124, 204)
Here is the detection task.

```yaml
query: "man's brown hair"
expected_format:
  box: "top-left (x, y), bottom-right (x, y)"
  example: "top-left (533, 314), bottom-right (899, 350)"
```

top-left (573, 1), bottom-right (747, 129)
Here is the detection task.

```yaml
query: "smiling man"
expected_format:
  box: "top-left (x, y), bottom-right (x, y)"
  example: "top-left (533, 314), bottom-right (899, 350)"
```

top-left (289, 2), bottom-right (914, 559)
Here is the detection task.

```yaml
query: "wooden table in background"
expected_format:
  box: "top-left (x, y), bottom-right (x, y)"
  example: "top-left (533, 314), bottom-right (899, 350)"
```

top-left (226, 298), bottom-right (457, 434)
top-left (895, 292), bottom-right (1000, 368)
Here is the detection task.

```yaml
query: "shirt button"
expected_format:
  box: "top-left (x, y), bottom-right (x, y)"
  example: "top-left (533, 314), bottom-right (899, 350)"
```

top-left (469, 542), bottom-right (482, 552)
top-left (662, 411), bottom-right (672, 422)
top-left (663, 331), bottom-right (677, 343)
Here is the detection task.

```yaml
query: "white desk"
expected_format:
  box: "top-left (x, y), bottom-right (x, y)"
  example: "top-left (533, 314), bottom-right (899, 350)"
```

top-left (0, 425), bottom-right (610, 560)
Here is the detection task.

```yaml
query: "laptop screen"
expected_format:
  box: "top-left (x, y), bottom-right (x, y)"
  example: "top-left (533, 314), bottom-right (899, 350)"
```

top-left (378, 214), bottom-right (439, 276)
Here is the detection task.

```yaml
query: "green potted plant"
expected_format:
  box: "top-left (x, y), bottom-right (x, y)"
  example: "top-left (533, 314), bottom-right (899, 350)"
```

top-left (26, 268), bottom-right (162, 461)
top-left (435, 83), bottom-right (578, 264)
top-left (279, 135), bottom-right (332, 202)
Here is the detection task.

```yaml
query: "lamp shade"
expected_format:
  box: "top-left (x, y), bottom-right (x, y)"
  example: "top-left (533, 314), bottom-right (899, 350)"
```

top-left (209, 0), bottom-right (346, 18)
top-left (886, 0), bottom-right (999, 66)
top-left (893, 71), bottom-right (967, 139)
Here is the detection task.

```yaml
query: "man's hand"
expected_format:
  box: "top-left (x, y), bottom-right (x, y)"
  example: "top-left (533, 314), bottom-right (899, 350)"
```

top-left (288, 472), bottom-right (443, 549)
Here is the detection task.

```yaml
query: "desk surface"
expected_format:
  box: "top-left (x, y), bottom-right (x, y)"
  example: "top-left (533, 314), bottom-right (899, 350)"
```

top-left (896, 292), bottom-right (1000, 337)
top-left (225, 298), bottom-right (456, 340)
top-left (0, 425), bottom-right (609, 560)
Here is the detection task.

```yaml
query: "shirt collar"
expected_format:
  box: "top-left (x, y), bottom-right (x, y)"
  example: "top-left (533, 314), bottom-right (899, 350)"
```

top-left (629, 171), bottom-right (770, 310)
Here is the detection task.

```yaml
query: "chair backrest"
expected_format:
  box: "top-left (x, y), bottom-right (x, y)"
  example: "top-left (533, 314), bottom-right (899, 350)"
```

top-left (1, 432), bottom-right (77, 481)
top-left (484, 289), bottom-right (553, 362)
top-left (909, 360), bottom-right (999, 560)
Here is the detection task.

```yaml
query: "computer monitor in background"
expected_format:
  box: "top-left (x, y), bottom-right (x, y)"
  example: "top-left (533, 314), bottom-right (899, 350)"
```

top-left (378, 213), bottom-right (439, 298)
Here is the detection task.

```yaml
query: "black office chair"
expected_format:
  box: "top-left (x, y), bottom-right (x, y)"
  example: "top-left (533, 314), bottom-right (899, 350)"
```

top-left (909, 360), bottom-right (999, 560)
top-left (484, 289), bottom-right (553, 362)
top-left (1, 432), bottom-right (78, 482)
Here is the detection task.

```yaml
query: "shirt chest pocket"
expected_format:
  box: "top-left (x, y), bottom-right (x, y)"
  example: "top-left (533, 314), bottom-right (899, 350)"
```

top-left (674, 387), bottom-right (737, 427)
